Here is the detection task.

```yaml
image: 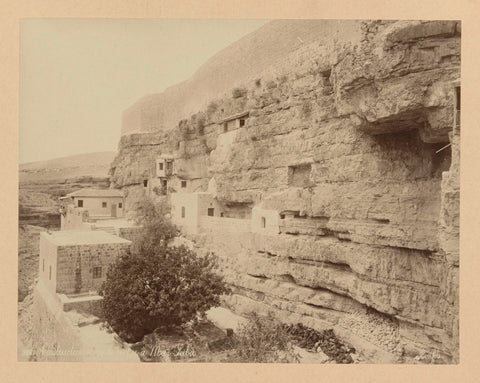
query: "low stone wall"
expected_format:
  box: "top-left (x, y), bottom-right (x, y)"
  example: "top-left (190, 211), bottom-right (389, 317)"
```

top-left (31, 281), bottom-right (85, 361)
top-left (117, 226), bottom-right (143, 242)
top-left (199, 216), bottom-right (251, 234)
top-left (30, 281), bottom-right (139, 362)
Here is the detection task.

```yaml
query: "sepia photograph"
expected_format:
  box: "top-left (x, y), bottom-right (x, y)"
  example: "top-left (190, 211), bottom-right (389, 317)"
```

top-left (18, 18), bottom-right (460, 364)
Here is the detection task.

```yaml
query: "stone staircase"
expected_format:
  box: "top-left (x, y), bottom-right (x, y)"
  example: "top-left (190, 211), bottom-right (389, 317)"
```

top-left (94, 226), bottom-right (117, 236)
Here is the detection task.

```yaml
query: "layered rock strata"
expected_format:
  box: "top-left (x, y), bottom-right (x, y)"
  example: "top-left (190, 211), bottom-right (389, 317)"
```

top-left (110, 20), bottom-right (460, 363)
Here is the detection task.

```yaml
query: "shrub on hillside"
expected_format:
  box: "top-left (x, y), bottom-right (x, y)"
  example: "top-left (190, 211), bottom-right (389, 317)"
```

top-left (207, 101), bottom-right (218, 115)
top-left (234, 312), bottom-right (299, 363)
top-left (232, 87), bottom-right (247, 98)
top-left (100, 197), bottom-right (231, 342)
top-left (195, 114), bottom-right (206, 135)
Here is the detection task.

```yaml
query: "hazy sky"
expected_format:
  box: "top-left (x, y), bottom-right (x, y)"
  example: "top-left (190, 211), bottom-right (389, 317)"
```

top-left (20, 19), bottom-right (268, 164)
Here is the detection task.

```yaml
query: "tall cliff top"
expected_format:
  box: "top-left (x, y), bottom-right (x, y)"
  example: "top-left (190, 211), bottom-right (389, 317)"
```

top-left (121, 20), bottom-right (364, 135)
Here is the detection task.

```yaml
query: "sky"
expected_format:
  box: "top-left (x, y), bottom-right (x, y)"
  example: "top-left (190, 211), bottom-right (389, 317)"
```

top-left (19, 19), bottom-right (268, 164)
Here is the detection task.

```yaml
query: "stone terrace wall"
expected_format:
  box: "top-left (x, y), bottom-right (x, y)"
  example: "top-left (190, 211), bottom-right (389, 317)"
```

top-left (116, 226), bottom-right (143, 242)
top-left (199, 216), bottom-right (251, 234)
top-left (31, 281), bottom-right (139, 361)
top-left (110, 20), bottom-right (460, 363)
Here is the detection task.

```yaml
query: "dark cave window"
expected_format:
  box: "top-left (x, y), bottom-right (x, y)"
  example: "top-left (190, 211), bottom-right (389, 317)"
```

top-left (455, 86), bottom-right (461, 111)
top-left (455, 86), bottom-right (461, 128)
top-left (288, 163), bottom-right (312, 187)
top-left (93, 266), bottom-right (102, 279)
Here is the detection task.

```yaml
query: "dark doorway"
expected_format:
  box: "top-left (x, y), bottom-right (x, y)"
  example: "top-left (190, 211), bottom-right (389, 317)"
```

top-left (207, 208), bottom-right (214, 217)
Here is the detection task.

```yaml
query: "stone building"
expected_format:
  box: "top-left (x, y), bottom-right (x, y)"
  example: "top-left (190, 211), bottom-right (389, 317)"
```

top-left (171, 192), bottom-right (224, 234)
top-left (60, 188), bottom-right (124, 219)
top-left (60, 188), bottom-right (125, 230)
top-left (33, 230), bottom-right (137, 362)
top-left (39, 230), bottom-right (131, 296)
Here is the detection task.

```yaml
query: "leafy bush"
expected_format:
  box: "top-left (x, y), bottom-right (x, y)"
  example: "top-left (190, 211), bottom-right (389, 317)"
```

top-left (207, 101), bottom-right (218, 114)
top-left (100, 198), bottom-right (230, 342)
top-left (152, 186), bottom-right (165, 196)
top-left (178, 119), bottom-right (190, 139)
top-left (278, 75), bottom-right (288, 84)
top-left (131, 198), bottom-right (178, 255)
top-left (234, 312), bottom-right (299, 363)
top-left (232, 87), bottom-right (247, 99)
top-left (266, 80), bottom-right (277, 89)
top-left (196, 115), bottom-right (206, 135)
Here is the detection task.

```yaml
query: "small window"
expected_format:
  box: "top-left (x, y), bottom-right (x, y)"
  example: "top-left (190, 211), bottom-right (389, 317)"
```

top-left (181, 180), bottom-right (187, 188)
top-left (93, 266), bottom-right (102, 279)
top-left (223, 122), bottom-right (228, 132)
top-left (77, 200), bottom-right (83, 208)
top-left (208, 208), bottom-right (215, 217)
top-left (49, 265), bottom-right (52, 280)
top-left (102, 202), bottom-right (107, 208)
top-left (118, 202), bottom-right (123, 209)
top-left (158, 162), bottom-right (164, 171)
top-left (239, 118), bottom-right (246, 127)
top-left (143, 179), bottom-right (148, 187)
top-left (181, 206), bottom-right (186, 218)
top-left (261, 217), bottom-right (266, 228)
top-left (220, 212), bottom-right (224, 217)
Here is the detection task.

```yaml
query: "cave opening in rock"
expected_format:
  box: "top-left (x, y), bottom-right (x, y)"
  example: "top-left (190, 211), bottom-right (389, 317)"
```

top-left (288, 163), bottom-right (312, 188)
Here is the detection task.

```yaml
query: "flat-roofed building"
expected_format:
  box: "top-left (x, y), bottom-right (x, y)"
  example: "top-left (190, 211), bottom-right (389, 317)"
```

top-left (60, 188), bottom-right (125, 230)
top-left (39, 230), bottom-right (131, 296)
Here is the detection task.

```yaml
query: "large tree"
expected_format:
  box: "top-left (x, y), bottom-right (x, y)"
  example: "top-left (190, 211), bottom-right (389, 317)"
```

top-left (100, 198), bottom-right (230, 342)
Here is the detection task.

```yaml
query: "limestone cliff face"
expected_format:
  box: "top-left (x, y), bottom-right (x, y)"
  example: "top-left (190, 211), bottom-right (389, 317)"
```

top-left (110, 20), bottom-right (460, 363)
top-left (121, 20), bottom-right (365, 135)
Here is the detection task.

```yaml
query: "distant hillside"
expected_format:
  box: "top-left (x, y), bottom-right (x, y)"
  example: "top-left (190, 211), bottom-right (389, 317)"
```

top-left (19, 151), bottom-right (116, 228)
top-left (20, 151), bottom-right (116, 184)
top-left (122, 19), bottom-right (364, 134)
